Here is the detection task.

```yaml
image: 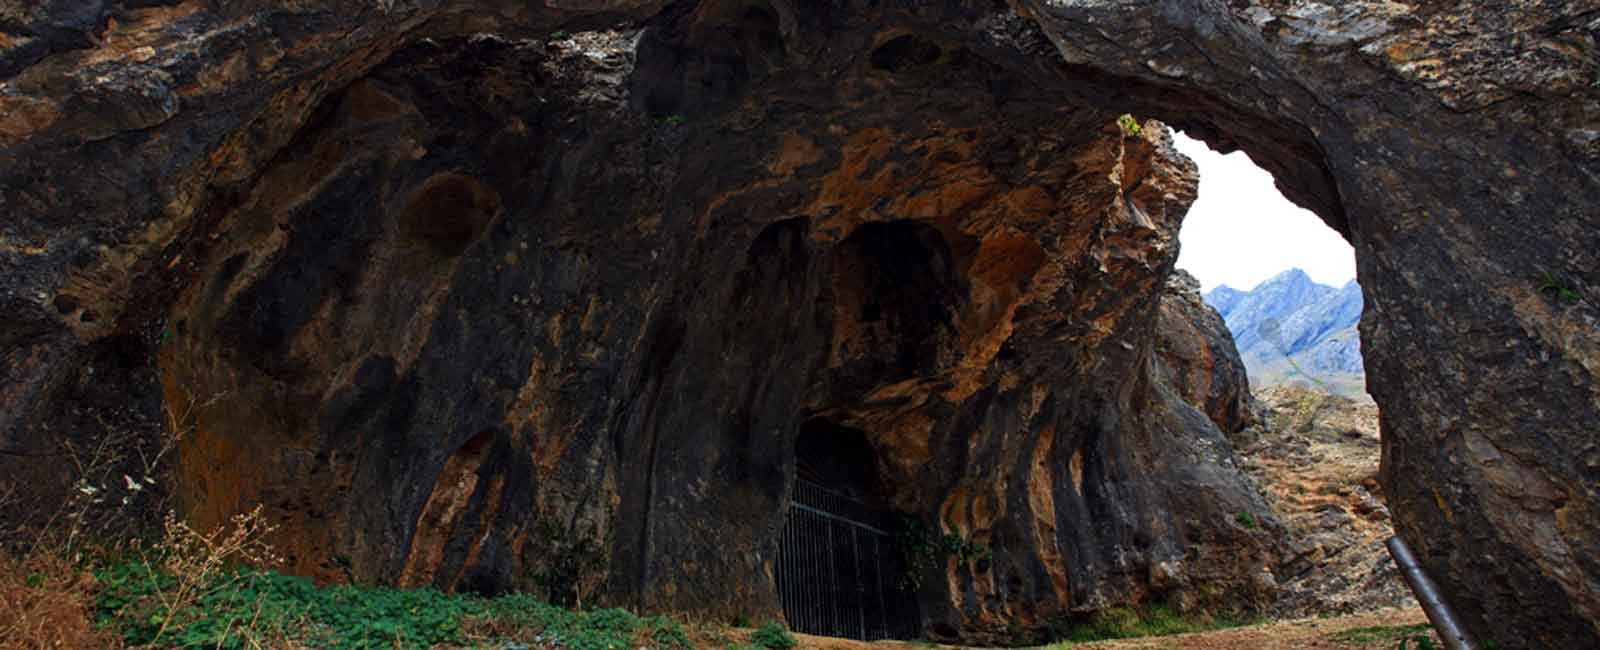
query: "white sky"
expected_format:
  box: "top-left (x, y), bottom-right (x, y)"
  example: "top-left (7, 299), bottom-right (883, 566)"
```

top-left (1172, 132), bottom-right (1356, 292)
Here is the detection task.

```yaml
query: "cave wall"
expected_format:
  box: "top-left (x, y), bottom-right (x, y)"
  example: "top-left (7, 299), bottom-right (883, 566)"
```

top-left (152, 21), bottom-right (1281, 640)
top-left (2, 0), bottom-right (1597, 647)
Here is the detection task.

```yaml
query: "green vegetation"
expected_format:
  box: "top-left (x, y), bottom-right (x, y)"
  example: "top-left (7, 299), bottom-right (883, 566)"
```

top-left (940, 532), bottom-right (992, 562)
top-left (92, 561), bottom-right (692, 649)
top-left (1044, 603), bottom-right (1251, 646)
top-left (1117, 114), bottom-right (1144, 137)
top-left (749, 620), bottom-right (798, 649)
top-left (1330, 623), bottom-right (1436, 648)
top-left (1538, 271), bottom-right (1582, 304)
top-left (896, 516), bottom-right (990, 589)
top-left (1235, 511), bottom-right (1258, 530)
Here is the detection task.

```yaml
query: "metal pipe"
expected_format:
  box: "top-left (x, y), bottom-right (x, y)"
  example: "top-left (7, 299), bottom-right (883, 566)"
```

top-left (1387, 536), bottom-right (1479, 650)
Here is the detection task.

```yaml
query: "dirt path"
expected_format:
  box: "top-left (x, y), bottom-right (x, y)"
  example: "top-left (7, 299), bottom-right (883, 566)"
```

top-left (1068, 608), bottom-right (1433, 650)
top-left (772, 608), bottom-right (1432, 650)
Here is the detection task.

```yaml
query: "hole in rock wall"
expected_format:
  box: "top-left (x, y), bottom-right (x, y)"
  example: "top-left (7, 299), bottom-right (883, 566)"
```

top-left (632, 0), bottom-right (787, 118)
top-left (834, 219), bottom-right (965, 377)
top-left (397, 172), bottom-right (500, 259)
top-left (778, 419), bottom-right (921, 641)
top-left (736, 5), bottom-right (784, 63)
top-left (870, 34), bottom-right (944, 72)
top-left (1172, 132), bottom-right (1368, 399)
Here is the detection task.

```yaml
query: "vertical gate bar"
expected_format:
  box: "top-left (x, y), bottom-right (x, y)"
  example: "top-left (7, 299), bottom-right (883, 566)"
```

top-left (852, 525), bottom-right (864, 641)
top-left (782, 507), bottom-right (792, 630)
top-left (801, 510), bottom-right (809, 635)
top-left (797, 512), bottom-right (805, 633)
top-left (804, 510), bottom-right (813, 635)
top-left (802, 510), bottom-right (810, 635)
top-left (796, 509), bottom-right (806, 630)
top-left (778, 504), bottom-right (786, 630)
top-left (790, 512), bottom-right (797, 630)
top-left (799, 510), bottom-right (807, 634)
top-left (821, 514), bottom-right (831, 636)
top-left (815, 512), bottom-right (824, 636)
top-left (816, 512), bottom-right (824, 636)
top-left (785, 509), bottom-right (791, 627)
top-left (777, 512), bottom-right (783, 625)
top-left (807, 512), bottom-right (815, 635)
top-left (874, 533), bottom-right (887, 640)
top-left (832, 521), bottom-right (844, 637)
top-left (840, 519), bottom-right (848, 639)
top-left (812, 510), bottom-right (821, 636)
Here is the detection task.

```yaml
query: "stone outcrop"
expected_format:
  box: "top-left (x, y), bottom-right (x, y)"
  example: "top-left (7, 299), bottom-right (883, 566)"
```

top-left (1156, 270), bottom-right (1255, 434)
top-left (2, 1), bottom-right (1597, 647)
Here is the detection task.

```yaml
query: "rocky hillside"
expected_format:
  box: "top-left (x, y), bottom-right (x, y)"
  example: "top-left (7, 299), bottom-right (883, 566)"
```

top-left (1233, 386), bottom-right (1414, 619)
top-left (1163, 276), bottom-right (1406, 619)
top-left (1205, 270), bottom-right (1365, 397)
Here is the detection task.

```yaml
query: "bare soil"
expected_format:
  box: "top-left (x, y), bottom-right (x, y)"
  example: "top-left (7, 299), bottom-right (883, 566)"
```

top-left (770, 608), bottom-right (1432, 649)
top-left (1066, 608), bottom-right (1433, 650)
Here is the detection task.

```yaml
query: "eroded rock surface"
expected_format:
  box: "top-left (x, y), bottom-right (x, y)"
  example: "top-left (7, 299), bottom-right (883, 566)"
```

top-left (2, 1), bottom-right (1597, 647)
top-left (1156, 270), bottom-right (1255, 434)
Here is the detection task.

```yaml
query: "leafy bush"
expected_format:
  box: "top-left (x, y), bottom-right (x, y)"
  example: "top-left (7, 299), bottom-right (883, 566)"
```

top-left (96, 565), bottom-right (478, 648)
top-left (94, 561), bottom-right (695, 649)
top-left (750, 620), bottom-right (798, 649)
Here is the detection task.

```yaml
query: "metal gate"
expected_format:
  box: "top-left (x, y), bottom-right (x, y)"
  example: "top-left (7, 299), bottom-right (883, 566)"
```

top-left (776, 479), bottom-right (920, 641)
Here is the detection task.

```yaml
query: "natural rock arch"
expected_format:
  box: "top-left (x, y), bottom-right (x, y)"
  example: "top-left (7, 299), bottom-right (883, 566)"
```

top-left (1, 1), bottom-right (1595, 647)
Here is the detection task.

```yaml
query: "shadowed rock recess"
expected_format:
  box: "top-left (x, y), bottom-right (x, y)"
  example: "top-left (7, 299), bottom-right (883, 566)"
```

top-left (1, 1), bottom-right (1596, 647)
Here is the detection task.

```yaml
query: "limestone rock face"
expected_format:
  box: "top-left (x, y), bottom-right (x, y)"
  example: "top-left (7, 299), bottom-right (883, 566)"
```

top-left (1156, 270), bottom-right (1255, 434)
top-left (2, 1), bottom-right (1597, 647)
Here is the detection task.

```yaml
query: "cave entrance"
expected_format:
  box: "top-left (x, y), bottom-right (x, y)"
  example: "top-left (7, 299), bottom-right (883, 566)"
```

top-left (776, 418), bottom-right (920, 641)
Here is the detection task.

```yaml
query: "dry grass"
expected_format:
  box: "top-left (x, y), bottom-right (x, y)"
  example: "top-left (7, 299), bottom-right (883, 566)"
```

top-left (0, 549), bottom-right (117, 650)
top-left (0, 505), bottom-right (280, 650)
top-left (0, 389), bottom-right (226, 649)
top-left (134, 506), bottom-right (284, 644)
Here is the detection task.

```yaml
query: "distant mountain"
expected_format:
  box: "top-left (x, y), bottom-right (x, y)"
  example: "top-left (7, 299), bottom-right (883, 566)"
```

top-left (1202, 269), bottom-right (1366, 397)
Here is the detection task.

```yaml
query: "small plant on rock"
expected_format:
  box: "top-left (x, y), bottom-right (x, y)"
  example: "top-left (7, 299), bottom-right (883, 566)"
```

top-left (1117, 114), bottom-right (1144, 137)
top-left (1538, 271), bottom-right (1582, 304)
top-left (1235, 511), bottom-right (1258, 529)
